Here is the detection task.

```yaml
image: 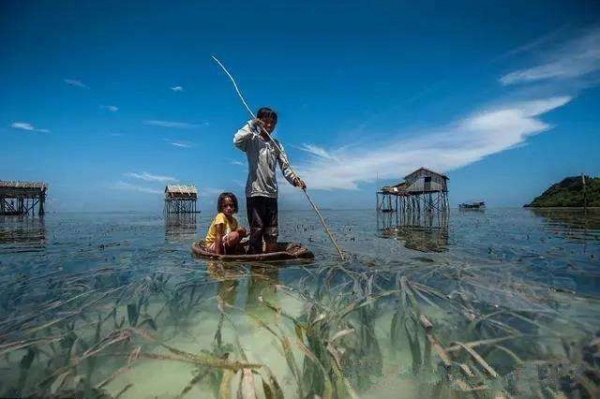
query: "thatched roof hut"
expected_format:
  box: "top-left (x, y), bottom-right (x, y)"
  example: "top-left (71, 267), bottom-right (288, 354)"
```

top-left (0, 181), bottom-right (48, 195)
top-left (403, 167), bottom-right (448, 193)
top-left (380, 168), bottom-right (448, 194)
top-left (164, 184), bottom-right (198, 214)
top-left (164, 184), bottom-right (198, 199)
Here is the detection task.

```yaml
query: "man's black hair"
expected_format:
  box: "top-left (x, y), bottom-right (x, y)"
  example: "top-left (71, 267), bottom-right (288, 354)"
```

top-left (257, 107), bottom-right (278, 123)
top-left (217, 192), bottom-right (239, 213)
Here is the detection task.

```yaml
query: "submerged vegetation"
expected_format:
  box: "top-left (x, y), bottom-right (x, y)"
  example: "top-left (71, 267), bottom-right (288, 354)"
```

top-left (525, 176), bottom-right (600, 208)
top-left (0, 255), bottom-right (598, 398)
top-left (0, 210), bottom-right (599, 398)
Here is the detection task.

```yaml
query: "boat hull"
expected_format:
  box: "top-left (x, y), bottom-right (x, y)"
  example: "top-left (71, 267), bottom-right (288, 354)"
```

top-left (191, 240), bottom-right (314, 263)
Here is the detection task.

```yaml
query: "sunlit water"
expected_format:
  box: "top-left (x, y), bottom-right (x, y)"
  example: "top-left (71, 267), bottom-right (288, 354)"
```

top-left (0, 209), bottom-right (598, 398)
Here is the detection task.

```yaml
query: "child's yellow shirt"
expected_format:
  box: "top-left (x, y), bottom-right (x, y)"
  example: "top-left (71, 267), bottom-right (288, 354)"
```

top-left (205, 213), bottom-right (238, 245)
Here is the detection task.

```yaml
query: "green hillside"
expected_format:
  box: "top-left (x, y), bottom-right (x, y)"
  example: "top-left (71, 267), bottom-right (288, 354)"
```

top-left (525, 176), bottom-right (600, 208)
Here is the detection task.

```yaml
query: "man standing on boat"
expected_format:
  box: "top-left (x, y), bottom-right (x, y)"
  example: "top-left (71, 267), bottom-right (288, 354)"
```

top-left (234, 107), bottom-right (306, 254)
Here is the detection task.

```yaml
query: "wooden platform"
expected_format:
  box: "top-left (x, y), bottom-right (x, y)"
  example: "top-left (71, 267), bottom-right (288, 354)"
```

top-left (0, 181), bottom-right (47, 216)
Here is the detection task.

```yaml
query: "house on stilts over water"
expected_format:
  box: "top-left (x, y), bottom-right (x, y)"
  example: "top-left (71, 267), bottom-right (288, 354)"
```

top-left (377, 167), bottom-right (449, 214)
top-left (0, 181), bottom-right (47, 216)
top-left (164, 184), bottom-right (199, 214)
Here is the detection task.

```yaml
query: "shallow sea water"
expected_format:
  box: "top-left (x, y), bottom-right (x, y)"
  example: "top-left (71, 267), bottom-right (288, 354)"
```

top-left (0, 208), bottom-right (598, 398)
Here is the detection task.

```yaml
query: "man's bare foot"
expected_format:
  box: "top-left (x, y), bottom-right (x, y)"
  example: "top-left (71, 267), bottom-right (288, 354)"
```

top-left (287, 243), bottom-right (301, 253)
top-left (264, 242), bottom-right (278, 253)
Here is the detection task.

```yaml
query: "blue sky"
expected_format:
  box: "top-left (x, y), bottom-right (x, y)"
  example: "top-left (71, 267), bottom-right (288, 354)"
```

top-left (1, 0), bottom-right (599, 212)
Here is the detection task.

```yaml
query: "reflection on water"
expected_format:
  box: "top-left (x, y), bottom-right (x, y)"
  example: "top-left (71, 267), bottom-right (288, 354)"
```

top-left (377, 211), bottom-right (449, 252)
top-left (0, 216), bottom-right (45, 253)
top-left (208, 262), bottom-right (281, 318)
top-left (0, 210), bottom-right (598, 398)
top-left (208, 262), bottom-right (242, 307)
top-left (458, 207), bottom-right (485, 213)
top-left (164, 213), bottom-right (198, 243)
top-left (530, 208), bottom-right (600, 240)
top-left (525, 208), bottom-right (600, 297)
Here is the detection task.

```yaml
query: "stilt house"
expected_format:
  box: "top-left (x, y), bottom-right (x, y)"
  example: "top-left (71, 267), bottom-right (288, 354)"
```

top-left (164, 184), bottom-right (198, 214)
top-left (377, 167), bottom-right (449, 213)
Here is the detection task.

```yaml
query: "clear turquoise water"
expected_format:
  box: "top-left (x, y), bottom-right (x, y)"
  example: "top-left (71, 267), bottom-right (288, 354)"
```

top-left (0, 209), bottom-right (598, 398)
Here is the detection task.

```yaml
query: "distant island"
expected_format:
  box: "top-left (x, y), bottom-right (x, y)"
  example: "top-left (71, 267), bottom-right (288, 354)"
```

top-left (524, 176), bottom-right (599, 208)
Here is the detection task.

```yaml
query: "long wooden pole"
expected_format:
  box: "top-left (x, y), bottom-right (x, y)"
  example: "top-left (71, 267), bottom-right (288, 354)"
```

top-left (211, 55), bottom-right (345, 261)
top-left (582, 173), bottom-right (588, 215)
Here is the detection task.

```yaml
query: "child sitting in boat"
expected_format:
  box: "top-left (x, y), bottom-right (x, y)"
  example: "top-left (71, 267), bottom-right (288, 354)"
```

top-left (204, 192), bottom-right (247, 254)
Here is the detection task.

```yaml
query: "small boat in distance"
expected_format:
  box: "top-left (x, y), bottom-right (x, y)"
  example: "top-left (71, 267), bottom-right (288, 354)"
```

top-left (459, 201), bottom-right (485, 210)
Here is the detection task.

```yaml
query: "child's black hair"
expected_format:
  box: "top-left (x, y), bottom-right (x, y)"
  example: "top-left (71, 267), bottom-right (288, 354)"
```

top-left (257, 107), bottom-right (278, 123)
top-left (217, 192), bottom-right (239, 213)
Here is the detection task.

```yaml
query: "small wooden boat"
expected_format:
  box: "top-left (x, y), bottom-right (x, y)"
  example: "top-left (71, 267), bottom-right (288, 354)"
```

top-left (191, 240), bottom-right (314, 263)
top-left (459, 201), bottom-right (485, 210)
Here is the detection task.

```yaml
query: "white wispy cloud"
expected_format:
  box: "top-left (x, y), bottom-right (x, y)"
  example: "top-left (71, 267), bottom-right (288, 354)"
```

top-left (231, 160), bottom-right (245, 166)
top-left (144, 120), bottom-right (199, 129)
top-left (100, 105), bottom-right (119, 112)
top-left (500, 28), bottom-right (600, 85)
top-left (287, 30), bottom-right (588, 193)
top-left (64, 79), bottom-right (88, 88)
top-left (295, 96), bottom-right (572, 190)
top-left (125, 171), bottom-right (177, 182)
top-left (10, 122), bottom-right (50, 133)
top-left (170, 86), bottom-right (184, 92)
top-left (11, 122), bottom-right (35, 131)
top-left (298, 144), bottom-right (339, 161)
top-left (170, 141), bottom-right (193, 148)
top-left (114, 181), bottom-right (163, 194)
top-left (496, 25), bottom-right (570, 60)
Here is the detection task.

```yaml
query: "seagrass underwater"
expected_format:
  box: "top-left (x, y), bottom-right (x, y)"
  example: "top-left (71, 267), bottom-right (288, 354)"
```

top-left (0, 208), bottom-right (598, 398)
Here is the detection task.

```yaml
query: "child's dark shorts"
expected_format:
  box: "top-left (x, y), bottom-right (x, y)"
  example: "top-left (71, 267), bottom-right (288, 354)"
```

top-left (246, 196), bottom-right (278, 244)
